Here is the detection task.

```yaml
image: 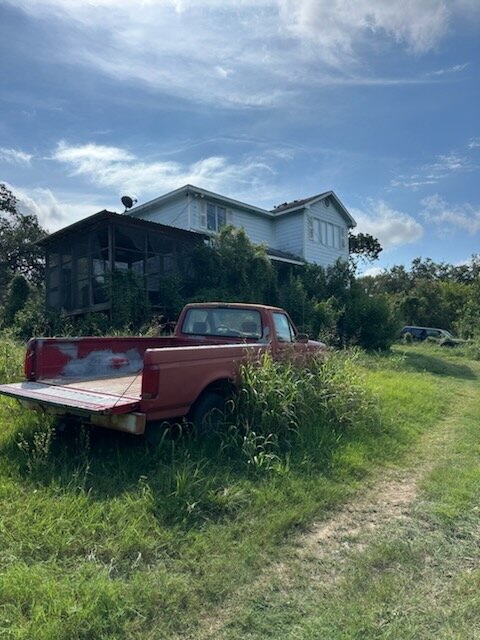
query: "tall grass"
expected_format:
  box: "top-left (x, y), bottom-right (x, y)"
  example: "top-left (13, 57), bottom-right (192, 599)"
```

top-left (226, 350), bottom-right (380, 471)
top-left (0, 336), bottom-right (24, 383)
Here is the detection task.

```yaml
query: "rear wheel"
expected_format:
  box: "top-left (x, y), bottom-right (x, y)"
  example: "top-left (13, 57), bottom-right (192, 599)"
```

top-left (144, 420), bottom-right (174, 445)
top-left (190, 391), bottom-right (227, 436)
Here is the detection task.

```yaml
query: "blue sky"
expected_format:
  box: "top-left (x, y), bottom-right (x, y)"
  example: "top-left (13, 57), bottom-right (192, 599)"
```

top-left (1, 0), bottom-right (479, 273)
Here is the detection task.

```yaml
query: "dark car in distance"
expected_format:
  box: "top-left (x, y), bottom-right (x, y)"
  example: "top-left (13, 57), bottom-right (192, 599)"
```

top-left (400, 326), bottom-right (464, 346)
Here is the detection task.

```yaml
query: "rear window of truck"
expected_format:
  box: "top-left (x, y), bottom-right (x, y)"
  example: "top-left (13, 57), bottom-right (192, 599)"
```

top-left (182, 308), bottom-right (262, 339)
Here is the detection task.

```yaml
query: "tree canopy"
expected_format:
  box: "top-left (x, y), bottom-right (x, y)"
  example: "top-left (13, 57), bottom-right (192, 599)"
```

top-left (348, 232), bottom-right (383, 264)
top-left (0, 183), bottom-right (47, 295)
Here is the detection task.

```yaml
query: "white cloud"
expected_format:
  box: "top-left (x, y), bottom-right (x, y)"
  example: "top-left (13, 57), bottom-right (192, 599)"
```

top-left (429, 152), bottom-right (473, 173)
top-left (361, 266), bottom-right (385, 278)
top-left (468, 137), bottom-right (480, 149)
top-left (4, 0), bottom-right (477, 106)
top-left (390, 175), bottom-right (439, 190)
top-left (421, 194), bottom-right (480, 235)
top-left (391, 150), bottom-right (476, 190)
top-left (0, 147), bottom-right (33, 165)
top-left (426, 62), bottom-right (469, 76)
top-left (278, 0), bottom-right (450, 60)
top-left (1, 181), bottom-right (105, 231)
top-left (52, 141), bottom-right (275, 201)
top-left (352, 200), bottom-right (423, 250)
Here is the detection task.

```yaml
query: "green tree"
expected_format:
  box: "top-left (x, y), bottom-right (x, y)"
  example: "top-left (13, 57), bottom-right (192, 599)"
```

top-left (349, 232), bottom-right (382, 265)
top-left (2, 274), bottom-right (31, 327)
top-left (0, 183), bottom-right (47, 295)
top-left (190, 226), bottom-right (276, 303)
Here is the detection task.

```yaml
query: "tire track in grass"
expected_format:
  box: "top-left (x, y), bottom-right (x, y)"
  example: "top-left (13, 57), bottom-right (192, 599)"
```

top-left (189, 382), bottom-right (478, 640)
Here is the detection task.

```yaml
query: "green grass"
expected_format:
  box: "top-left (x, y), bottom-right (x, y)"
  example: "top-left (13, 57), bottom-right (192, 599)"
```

top-left (192, 347), bottom-right (480, 639)
top-left (0, 342), bottom-right (473, 638)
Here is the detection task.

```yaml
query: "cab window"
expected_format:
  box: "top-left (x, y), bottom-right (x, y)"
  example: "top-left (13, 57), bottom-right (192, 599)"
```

top-left (273, 313), bottom-right (295, 342)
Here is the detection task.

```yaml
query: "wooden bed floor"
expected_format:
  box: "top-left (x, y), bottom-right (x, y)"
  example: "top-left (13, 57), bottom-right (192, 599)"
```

top-left (41, 374), bottom-right (142, 399)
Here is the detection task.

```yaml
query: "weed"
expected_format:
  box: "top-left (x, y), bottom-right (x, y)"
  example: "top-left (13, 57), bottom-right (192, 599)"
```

top-left (16, 417), bottom-right (55, 476)
top-left (224, 350), bottom-right (381, 472)
top-left (0, 337), bottom-right (24, 383)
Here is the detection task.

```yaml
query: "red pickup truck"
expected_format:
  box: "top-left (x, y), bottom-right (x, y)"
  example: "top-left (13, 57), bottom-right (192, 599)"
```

top-left (0, 303), bottom-right (324, 436)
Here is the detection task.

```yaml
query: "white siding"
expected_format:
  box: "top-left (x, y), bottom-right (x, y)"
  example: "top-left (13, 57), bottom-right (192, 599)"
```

top-left (133, 193), bottom-right (190, 229)
top-left (189, 197), bottom-right (273, 244)
top-left (231, 209), bottom-right (272, 245)
top-left (273, 212), bottom-right (305, 258)
top-left (303, 200), bottom-right (349, 266)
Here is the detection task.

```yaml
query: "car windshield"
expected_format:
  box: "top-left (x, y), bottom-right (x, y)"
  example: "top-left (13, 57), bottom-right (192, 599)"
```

top-left (181, 308), bottom-right (262, 339)
top-left (441, 330), bottom-right (455, 339)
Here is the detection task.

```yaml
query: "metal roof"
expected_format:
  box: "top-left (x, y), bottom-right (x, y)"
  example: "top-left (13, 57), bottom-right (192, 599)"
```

top-left (39, 210), bottom-right (207, 245)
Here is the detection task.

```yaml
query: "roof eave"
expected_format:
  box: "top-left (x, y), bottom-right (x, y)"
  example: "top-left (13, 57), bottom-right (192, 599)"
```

top-left (130, 184), bottom-right (273, 219)
top-left (273, 191), bottom-right (356, 228)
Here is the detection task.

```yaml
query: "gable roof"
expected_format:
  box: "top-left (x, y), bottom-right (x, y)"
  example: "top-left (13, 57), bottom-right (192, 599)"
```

top-left (271, 191), bottom-right (356, 227)
top-left (129, 184), bottom-right (356, 228)
top-left (129, 184), bottom-right (271, 218)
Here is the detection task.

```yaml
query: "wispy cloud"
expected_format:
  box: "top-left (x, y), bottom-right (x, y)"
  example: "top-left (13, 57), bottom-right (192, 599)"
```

top-left (421, 194), bottom-right (480, 235)
top-left (4, 0), bottom-right (477, 107)
top-left (351, 200), bottom-right (423, 250)
top-left (425, 62), bottom-right (469, 76)
top-left (429, 152), bottom-right (473, 173)
top-left (0, 147), bottom-right (32, 165)
top-left (391, 150), bottom-right (477, 190)
top-left (279, 0), bottom-right (451, 58)
top-left (52, 141), bottom-right (275, 202)
top-left (468, 137), bottom-right (480, 149)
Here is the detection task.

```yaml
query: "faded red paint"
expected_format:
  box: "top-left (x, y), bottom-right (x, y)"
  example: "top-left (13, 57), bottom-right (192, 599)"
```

top-left (1, 303), bottom-right (325, 435)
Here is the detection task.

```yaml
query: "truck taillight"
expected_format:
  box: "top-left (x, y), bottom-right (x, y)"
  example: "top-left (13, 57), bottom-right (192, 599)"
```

top-left (24, 339), bottom-right (36, 380)
top-left (142, 367), bottom-right (160, 400)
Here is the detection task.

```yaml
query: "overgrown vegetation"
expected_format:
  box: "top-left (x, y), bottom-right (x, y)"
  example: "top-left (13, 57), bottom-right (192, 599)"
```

top-left (1, 341), bottom-right (471, 638)
top-left (362, 255), bottom-right (480, 338)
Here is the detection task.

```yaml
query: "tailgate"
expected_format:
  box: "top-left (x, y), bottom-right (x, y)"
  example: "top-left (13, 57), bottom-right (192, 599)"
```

top-left (0, 382), bottom-right (139, 415)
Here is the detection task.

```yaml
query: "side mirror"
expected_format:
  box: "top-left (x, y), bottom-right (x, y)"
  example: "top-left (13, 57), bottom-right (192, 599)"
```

top-left (295, 333), bottom-right (309, 344)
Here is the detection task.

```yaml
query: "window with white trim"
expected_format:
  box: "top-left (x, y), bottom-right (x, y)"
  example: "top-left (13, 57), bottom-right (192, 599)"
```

top-left (307, 217), bottom-right (346, 249)
top-left (202, 202), bottom-right (227, 231)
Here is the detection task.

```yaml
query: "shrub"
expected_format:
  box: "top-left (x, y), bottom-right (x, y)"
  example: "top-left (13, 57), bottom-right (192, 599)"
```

top-left (111, 270), bottom-right (151, 330)
top-left (344, 288), bottom-right (399, 350)
top-left (2, 274), bottom-right (30, 327)
top-left (11, 288), bottom-right (65, 340)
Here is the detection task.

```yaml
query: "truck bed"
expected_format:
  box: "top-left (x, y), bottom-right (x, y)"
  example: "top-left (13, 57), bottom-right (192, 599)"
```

top-left (41, 374), bottom-right (142, 398)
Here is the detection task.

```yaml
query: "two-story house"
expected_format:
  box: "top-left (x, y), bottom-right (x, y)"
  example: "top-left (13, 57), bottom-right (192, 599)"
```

top-left (40, 184), bottom-right (356, 317)
top-left (128, 184), bottom-right (356, 267)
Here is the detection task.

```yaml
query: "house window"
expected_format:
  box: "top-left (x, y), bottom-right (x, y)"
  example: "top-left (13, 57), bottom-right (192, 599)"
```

top-left (320, 221), bottom-right (327, 244)
top-left (307, 216), bottom-right (314, 241)
top-left (308, 217), bottom-right (345, 249)
top-left (206, 203), bottom-right (227, 231)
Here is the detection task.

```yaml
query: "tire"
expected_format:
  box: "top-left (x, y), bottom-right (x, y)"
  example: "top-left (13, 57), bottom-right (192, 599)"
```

top-left (144, 420), bottom-right (173, 445)
top-left (190, 391), bottom-right (226, 435)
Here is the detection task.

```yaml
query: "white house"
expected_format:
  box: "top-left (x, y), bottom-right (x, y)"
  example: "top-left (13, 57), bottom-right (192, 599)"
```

top-left (128, 184), bottom-right (356, 267)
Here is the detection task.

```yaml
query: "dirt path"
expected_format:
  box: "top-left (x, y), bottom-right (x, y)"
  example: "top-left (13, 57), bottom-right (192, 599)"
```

top-left (190, 386), bottom-right (472, 640)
